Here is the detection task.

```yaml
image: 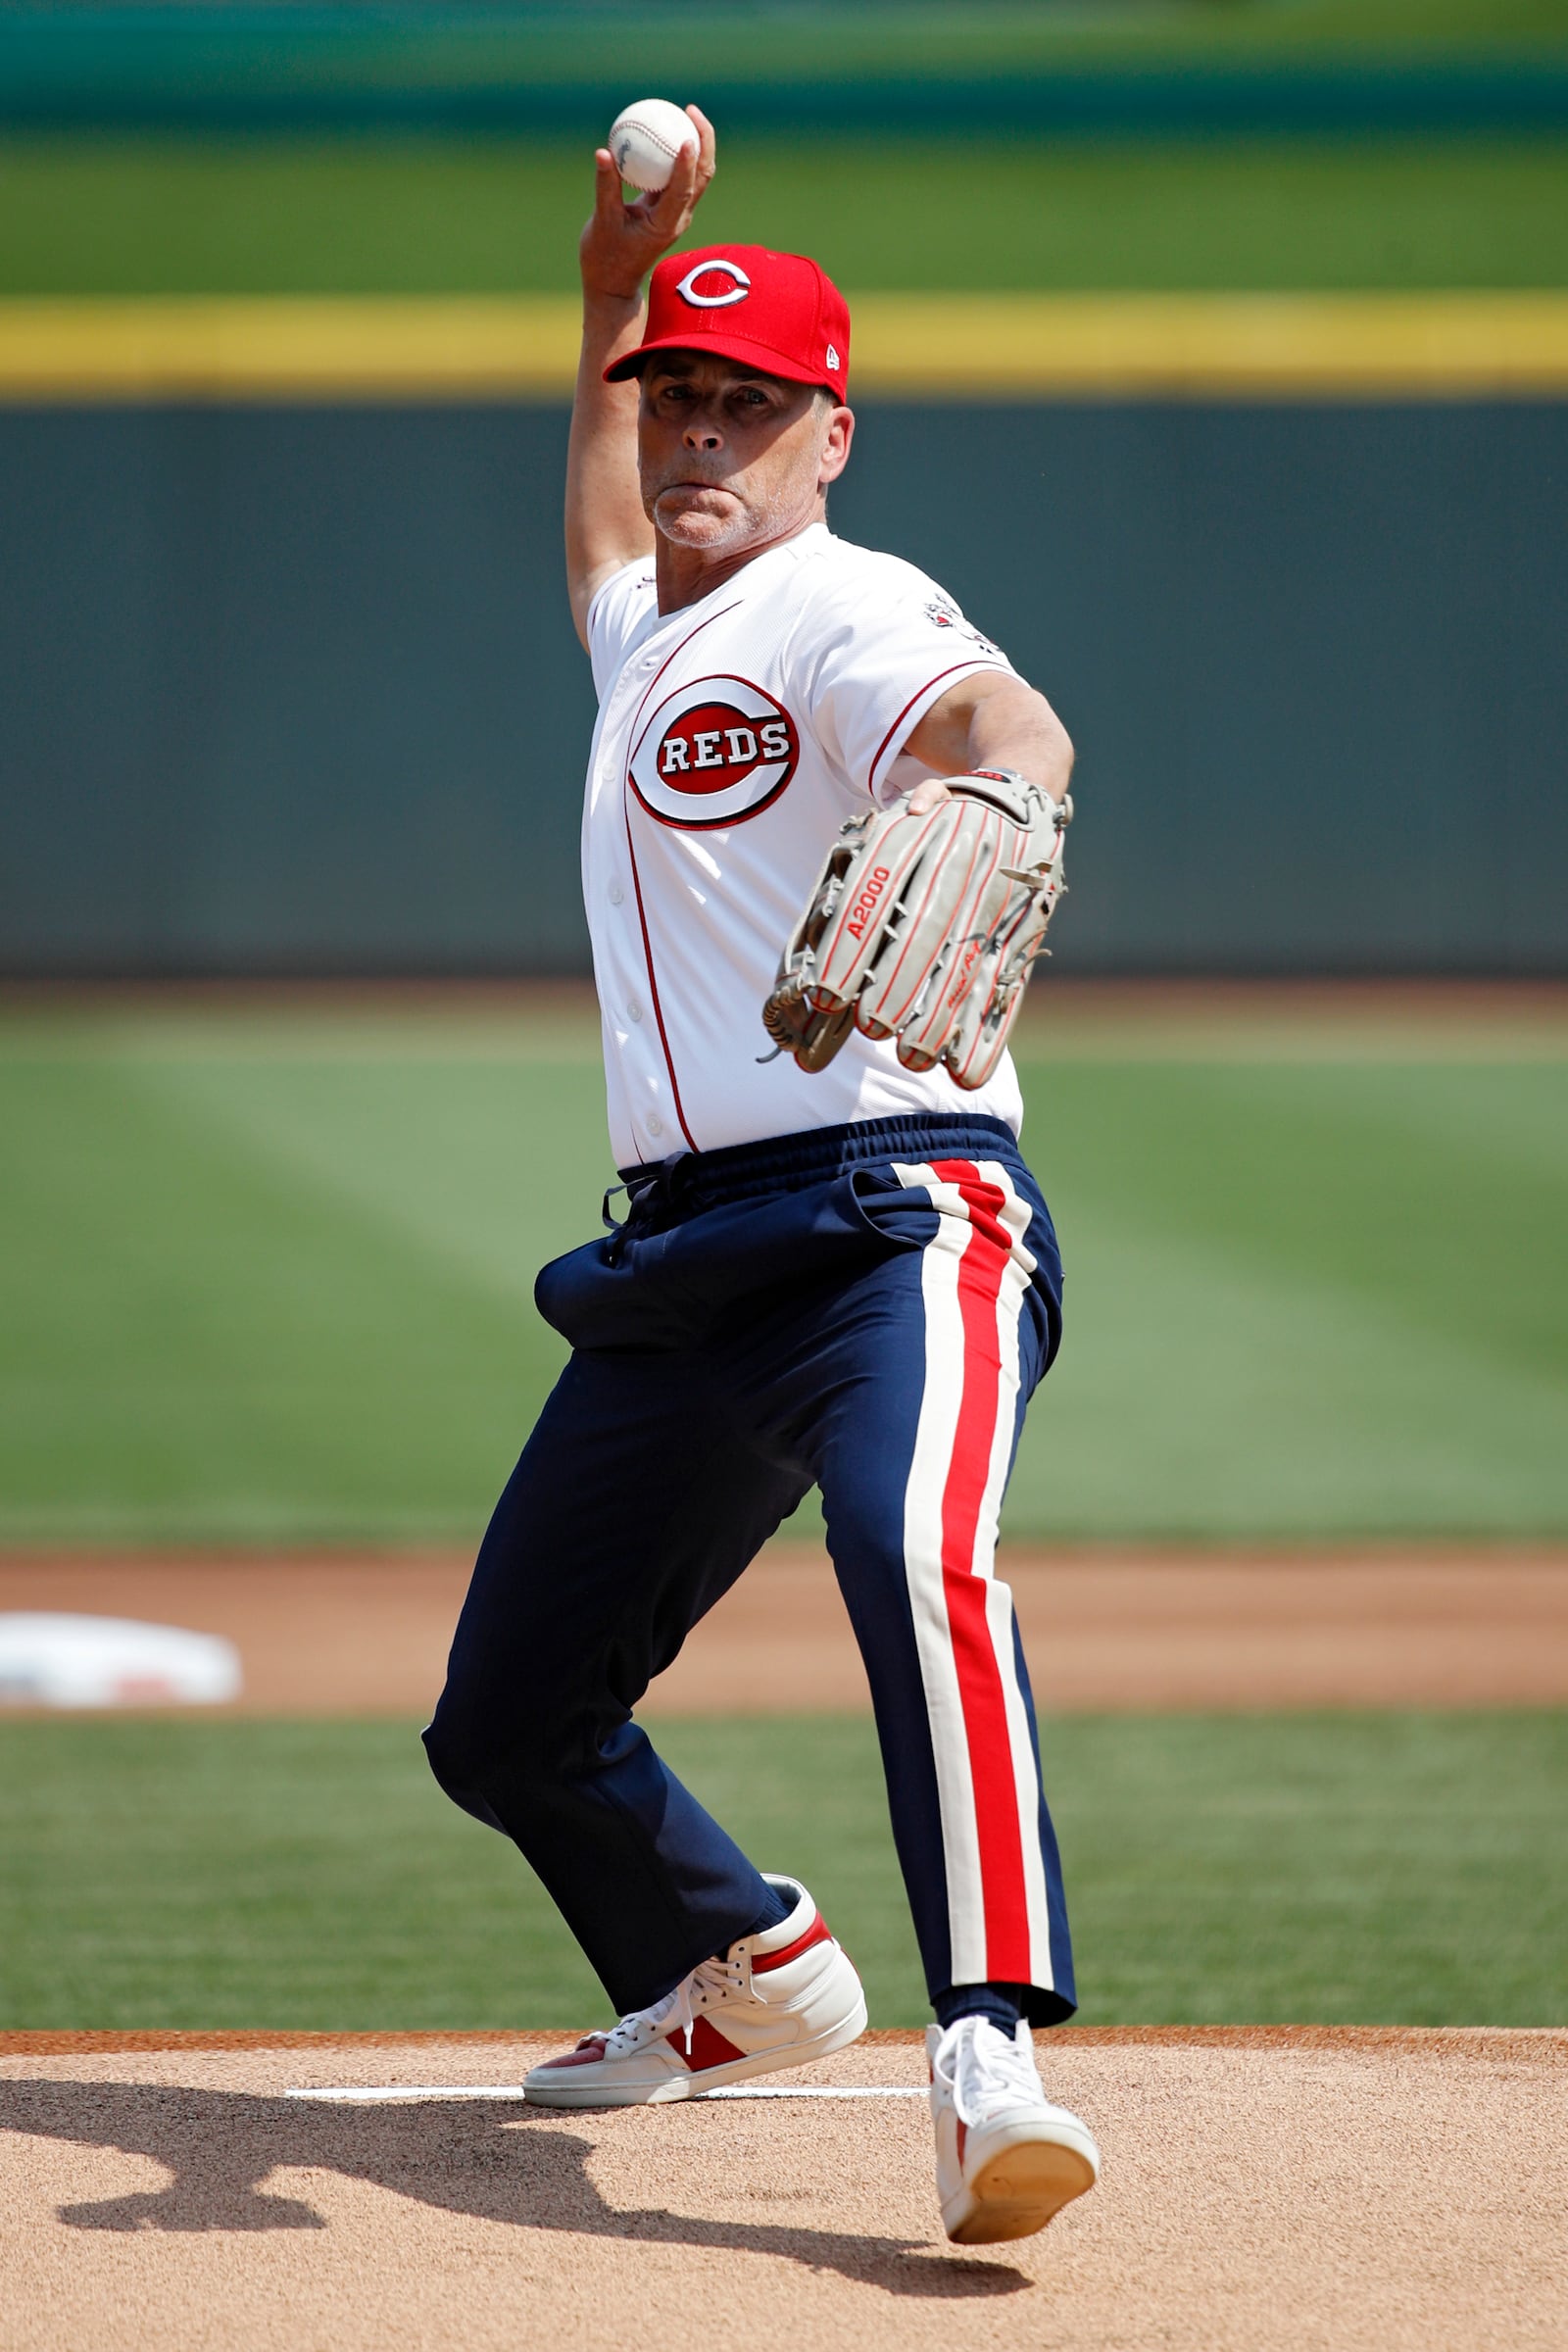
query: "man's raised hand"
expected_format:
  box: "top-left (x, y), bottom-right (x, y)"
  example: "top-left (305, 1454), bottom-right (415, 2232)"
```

top-left (580, 106), bottom-right (716, 303)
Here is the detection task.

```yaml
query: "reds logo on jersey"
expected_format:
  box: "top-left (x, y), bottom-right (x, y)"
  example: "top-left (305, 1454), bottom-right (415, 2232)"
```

top-left (628, 675), bottom-right (800, 829)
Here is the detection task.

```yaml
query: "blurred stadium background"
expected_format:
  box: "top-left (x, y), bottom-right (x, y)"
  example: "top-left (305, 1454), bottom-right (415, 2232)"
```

top-left (0, 0), bottom-right (1564, 2032)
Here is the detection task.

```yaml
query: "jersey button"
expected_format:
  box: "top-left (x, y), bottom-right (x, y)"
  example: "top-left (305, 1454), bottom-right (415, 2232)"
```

top-left (626, 996), bottom-right (644, 1023)
top-left (609, 880), bottom-right (624, 906)
top-left (645, 1112), bottom-right (663, 1138)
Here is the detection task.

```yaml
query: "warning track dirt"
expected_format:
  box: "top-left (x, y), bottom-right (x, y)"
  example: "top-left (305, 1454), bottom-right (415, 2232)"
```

top-left (2, 1545), bottom-right (1565, 1715)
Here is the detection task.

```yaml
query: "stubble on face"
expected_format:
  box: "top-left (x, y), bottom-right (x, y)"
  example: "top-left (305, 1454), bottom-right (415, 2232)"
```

top-left (649, 479), bottom-right (759, 553)
top-left (638, 369), bottom-right (835, 559)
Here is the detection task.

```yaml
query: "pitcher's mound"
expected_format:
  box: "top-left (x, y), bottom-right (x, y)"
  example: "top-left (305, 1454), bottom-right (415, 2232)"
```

top-left (2, 2029), bottom-right (1562, 2351)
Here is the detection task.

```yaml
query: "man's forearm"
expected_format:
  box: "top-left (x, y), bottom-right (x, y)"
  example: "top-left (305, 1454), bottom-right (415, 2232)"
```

top-left (961, 682), bottom-right (1074, 807)
top-left (564, 110), bottom-right (715, 648)
top-left (564, 291), bottom-right (656, 644)
top-left (906, 674), bottom-right (1074, 809)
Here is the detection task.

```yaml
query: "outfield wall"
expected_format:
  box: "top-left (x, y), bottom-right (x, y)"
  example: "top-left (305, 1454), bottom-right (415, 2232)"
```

top-left (3, 399), bottom-right (1564, 976)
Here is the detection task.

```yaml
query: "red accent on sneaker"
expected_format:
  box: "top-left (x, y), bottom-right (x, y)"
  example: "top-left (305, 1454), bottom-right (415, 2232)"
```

top-left (750, 1910), bottom-right (834, 1975)
top-left (671, 2014), bottom-right (747, 2073)
top-left (535, 2034), bottom-right (611, 2071)
top-left (956, 2119), bottom-right (968, 2166)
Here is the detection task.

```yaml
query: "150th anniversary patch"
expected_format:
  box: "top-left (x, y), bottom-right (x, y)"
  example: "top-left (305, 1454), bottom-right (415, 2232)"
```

top-left (629, 675), bottom-right (800, 828)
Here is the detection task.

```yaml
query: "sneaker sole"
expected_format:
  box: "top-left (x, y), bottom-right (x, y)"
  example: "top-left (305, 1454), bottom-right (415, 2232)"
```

top-left (522, 1988), bottom-right (869, 2110)
top-left (943, 2132), bottom-right (1099, 2245)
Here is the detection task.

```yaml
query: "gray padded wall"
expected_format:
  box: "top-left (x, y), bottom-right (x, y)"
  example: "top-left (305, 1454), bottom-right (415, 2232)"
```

top-left (0, 406), bottom-right (594, 973)
top-left (841, 404), bottom-right (1568, 974)
top-left (2, 401), bottom-right (1563, 975)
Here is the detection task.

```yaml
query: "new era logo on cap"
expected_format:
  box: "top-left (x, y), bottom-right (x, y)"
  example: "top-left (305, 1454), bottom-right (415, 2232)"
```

top-left (605, 244), bottom-right (851, 398)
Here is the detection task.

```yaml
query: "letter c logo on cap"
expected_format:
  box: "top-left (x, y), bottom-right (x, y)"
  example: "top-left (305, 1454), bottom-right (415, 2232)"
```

top-left (675, 260), bottom-right (752, 309)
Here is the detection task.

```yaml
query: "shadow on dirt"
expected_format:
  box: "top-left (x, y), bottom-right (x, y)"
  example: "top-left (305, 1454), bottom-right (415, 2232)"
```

top-left (0, 2080), bottom-right (1028, 2297)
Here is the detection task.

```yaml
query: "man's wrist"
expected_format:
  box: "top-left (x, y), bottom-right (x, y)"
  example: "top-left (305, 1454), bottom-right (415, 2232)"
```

top-left (579, 285), bottom-right (648, 380)
top-left (581, 282), bottom-right (648, 318)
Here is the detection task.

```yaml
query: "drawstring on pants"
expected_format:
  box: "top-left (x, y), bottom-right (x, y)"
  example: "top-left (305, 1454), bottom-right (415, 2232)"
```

top-left (602, 1152), bottom-right (696, 1263)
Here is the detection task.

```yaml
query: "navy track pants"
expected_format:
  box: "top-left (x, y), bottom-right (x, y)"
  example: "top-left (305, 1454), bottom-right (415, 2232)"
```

top-left (423, 1111), bottom-right (1076, 2027)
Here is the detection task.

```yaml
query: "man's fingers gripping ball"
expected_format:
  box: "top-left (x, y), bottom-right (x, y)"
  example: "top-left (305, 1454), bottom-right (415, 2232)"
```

top-left (608, 98), bottom-right (701, 193)
top-left (762, 771), bottom-right (1070, 1089)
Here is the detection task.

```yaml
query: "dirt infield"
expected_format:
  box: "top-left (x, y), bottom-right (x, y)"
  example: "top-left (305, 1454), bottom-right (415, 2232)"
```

top-left (3, 1545), bottom-right (1567, 1715)
top-left (2, 2030), bottom-right (1562, 2351)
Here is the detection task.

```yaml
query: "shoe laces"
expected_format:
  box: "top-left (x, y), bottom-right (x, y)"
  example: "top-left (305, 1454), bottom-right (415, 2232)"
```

top-left (944, 2016), bottom-right (1042, 2126)
top-left (597, 1946), bottom-right (750, 2055)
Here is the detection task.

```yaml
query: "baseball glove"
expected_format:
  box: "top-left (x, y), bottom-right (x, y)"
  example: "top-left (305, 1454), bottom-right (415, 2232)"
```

top-left (762, 769), bottom-right (1070, 1092)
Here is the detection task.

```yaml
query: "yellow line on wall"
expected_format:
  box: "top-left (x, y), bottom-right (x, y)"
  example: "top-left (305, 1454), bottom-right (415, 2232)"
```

top-left (854, 293), bottom-right (1568, 397)
top-left (0, 296), bottom-right (584, 400)
top-left (1, 292), bottom-right (1567, 400)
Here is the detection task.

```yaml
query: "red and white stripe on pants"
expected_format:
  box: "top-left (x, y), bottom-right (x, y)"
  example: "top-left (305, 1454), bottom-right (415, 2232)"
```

top-left (892, 1155), bottom-right (1055, 1991)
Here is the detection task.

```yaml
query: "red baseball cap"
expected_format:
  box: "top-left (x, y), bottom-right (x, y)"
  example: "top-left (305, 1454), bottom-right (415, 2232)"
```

top-left (604, 244), bottom-right (851, 400)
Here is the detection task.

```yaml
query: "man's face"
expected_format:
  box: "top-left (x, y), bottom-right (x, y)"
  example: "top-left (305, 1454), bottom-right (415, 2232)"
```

top-left (637, 353), bottom-right (852, 556)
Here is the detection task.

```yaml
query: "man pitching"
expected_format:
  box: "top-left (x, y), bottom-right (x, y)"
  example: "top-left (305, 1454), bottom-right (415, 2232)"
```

top-left (424, 107), bottom-right (1100, 2247)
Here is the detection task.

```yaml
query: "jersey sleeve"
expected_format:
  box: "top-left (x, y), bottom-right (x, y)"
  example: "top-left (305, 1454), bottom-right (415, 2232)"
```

top-left (797, 569), bottom-right (1017, 808)
top-left (586, 560), bottom-right (659, 701)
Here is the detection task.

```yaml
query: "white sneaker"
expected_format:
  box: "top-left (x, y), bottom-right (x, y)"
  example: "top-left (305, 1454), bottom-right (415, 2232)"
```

top-left (522, 1875), bottom-right (867, 2108)
top-left (927, 2015), bottom-right (1100, 2244)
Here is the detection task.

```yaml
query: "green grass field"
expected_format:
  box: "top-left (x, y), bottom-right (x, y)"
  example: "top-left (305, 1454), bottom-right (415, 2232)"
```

top-left (2, 134), bottom-right (1565, 295)
top-left (6, 1004), bottom-right (1563, 2032)
top-left (3, 1003), bottom-right (1564, 1547)
top-left (2, 1709), bottom-right (1562, 2029)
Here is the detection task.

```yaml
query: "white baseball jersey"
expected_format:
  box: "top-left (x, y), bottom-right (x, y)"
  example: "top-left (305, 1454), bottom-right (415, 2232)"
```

top-left (583, 520), bottom-right (1028, 1167)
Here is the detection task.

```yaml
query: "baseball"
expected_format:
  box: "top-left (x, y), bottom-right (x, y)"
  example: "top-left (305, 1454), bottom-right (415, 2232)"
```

top-left (608, 98), bottom-right (698, 193)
